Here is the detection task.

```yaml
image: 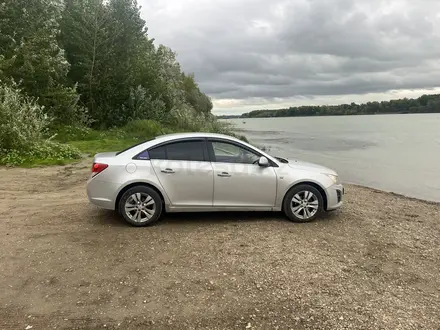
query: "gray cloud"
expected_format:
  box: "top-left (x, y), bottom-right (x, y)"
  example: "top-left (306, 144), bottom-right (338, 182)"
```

top-left (140, 0), bottom-right (440, 111)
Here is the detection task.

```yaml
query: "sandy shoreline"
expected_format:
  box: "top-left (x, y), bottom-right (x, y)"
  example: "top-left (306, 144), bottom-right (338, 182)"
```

top-left (1, 160), bottom-right (439, 329)
top-left (345, 182), bottom-right (440, 205)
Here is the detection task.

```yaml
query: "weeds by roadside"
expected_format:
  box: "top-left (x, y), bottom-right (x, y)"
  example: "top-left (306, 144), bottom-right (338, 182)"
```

top-left (0, 141), bottom-right (81, 167)
top-left (0, 85), bottom-right (81, 166)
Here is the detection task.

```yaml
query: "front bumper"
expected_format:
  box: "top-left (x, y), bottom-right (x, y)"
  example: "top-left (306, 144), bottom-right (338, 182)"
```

top-left (325, 183), bottom-right (344, 211)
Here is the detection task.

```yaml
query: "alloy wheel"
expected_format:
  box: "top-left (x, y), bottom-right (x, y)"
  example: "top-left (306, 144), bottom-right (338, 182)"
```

top-left (290, 190), bottom-right (319, 220)
top-left (124, 192), bottom-right (156, 223)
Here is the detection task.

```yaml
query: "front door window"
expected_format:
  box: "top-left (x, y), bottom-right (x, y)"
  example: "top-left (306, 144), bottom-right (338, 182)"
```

top-left (211, 141), bottom-right (260, 164)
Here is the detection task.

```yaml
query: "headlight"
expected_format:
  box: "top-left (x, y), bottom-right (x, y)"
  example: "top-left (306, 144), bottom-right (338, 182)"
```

top-left (324, 173), bottom-right (339, 184)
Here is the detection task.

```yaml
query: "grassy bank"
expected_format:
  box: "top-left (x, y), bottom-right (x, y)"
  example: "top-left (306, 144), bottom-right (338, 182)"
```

top-left (0, 120), bottom-right (247, 167)
top-left (55, 120), bottom-right (172, 156)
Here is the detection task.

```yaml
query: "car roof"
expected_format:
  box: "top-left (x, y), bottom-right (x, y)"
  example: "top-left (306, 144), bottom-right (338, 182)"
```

top-left (115, 131), bottom-right (280, 166)
top-left (153, 132), bottom-right (242, 143)
top-left (116, 132), bottom-right (245, 157)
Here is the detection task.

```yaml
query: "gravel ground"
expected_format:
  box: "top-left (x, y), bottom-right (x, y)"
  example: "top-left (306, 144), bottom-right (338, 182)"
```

top-left (0, 160), bottom-right (439, 330)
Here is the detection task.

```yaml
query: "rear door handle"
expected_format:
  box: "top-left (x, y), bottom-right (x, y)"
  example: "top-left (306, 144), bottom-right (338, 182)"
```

top-left (217, 172), bottom-right (231, 177)
top-left (161, 168), bottom-right (175, 174)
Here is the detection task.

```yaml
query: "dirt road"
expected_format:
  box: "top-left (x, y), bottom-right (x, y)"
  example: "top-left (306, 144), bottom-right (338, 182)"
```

top-left (0, 160), bottom-right (439, 329)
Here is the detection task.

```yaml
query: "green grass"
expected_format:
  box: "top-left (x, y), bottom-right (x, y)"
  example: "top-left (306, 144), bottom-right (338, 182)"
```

top-left (69, 138), bottom-right (141, 156)
top-left (0, 141), bottom-right (82, 167)
top-left (44, 120), bottom-right (159, 157)
top-left (1, 119), bottom-right (248, 167)
top-left (1, 138), bottom-right (142, 167)
top-left (53, 119), bottom-right (165, 156)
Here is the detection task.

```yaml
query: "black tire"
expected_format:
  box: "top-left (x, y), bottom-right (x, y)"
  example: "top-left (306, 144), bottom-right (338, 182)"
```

top-left (283, 184), bottom-right (324, 223)
top-left (118, 186), bottom-right (163, 227)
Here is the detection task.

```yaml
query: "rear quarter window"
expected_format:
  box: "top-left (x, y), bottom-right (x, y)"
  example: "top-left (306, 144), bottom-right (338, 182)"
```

top-left (136, 150), bottom-right (150, 160)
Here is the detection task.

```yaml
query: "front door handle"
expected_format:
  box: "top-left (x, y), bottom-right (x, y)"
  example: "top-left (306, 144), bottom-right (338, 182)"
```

top-left (161, 168), bottom-right (175, 174)
top-left (217, 172), bottom-right (231, 177)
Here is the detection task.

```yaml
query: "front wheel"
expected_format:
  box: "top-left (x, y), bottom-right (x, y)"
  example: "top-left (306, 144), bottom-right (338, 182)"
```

top-left (118, 186), bottom-right (163, 226)
top-left (283, 184), bottom-right (324, 223)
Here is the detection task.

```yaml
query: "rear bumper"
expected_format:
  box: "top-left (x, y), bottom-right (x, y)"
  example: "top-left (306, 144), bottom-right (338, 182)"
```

top-left (87, 178), bottom-right (119, 210)
top-left (325, 183), bottom-right (344, 211)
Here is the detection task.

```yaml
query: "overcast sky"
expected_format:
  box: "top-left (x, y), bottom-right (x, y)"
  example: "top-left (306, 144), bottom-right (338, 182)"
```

top-left (140, 0), bottom-right (440, 115)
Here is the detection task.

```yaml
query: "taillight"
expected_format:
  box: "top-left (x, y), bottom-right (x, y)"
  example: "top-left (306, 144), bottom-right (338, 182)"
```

top-left (92, 163), bottom-right (108, 177)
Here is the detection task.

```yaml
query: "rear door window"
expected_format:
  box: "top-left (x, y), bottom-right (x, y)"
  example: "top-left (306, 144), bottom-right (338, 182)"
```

top-left (166, 141), bottom-right (205, 161)
top-left (148, 145), bottom-right (166, 159)
top-left (147, 140), bottom-right (207, 161)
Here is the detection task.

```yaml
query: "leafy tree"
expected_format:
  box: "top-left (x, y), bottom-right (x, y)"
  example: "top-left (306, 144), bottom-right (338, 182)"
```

top-left (60, 0), bottom-right (113, 125)
top-left (182, 73), bottom-right (213, 114)
top-left (153, 47), bottom-right (213, 118)
top-left (100, 0), bottom-right (150, 126)
top-left (1, 0), bottom-right (222, 134)
top-left (60, 0), bottom-right (150, 127)
top-left (154, 45), bottom-right (186, 112)
top-left (0, 0), bottom-right (81, 125)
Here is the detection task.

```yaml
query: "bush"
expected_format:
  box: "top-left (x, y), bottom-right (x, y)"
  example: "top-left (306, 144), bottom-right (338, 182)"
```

top-left (201, 117), bottom-right (238, 135)
top-left (43, 85), bottom-right (94, 127)
top-left (0, 84), bottom-right (49, 150)
top-left (0, 84), bottom-right (82, 167)
top-left (0, 141), bottom-right (81, 166)
top-left (122, 119), bottom-right (166, 139)
top-left (196, 114), bottom-right (249, 142)
top-left (50, 125), bottom-right (128, 142)
top-left (236, 134), bottom-right (249, 143)
top-left (168, 104), bottom-right (206, 131)
top-left (125, 86), bottom-right (168, 123)
top-left (48, 125), bottom-right (95, 142)
top-left (164, 105), bottom-right (250, 142)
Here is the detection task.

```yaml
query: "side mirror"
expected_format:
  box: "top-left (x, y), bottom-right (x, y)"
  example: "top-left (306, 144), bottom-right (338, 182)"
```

top-left (258, 156), bottom-right (269, 167)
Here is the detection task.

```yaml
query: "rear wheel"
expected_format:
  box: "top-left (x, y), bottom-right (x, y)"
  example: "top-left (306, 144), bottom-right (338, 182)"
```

top-left (283, 184), bottom-right (324, 223)
top-left (118, 186), bottom-right (162, 226)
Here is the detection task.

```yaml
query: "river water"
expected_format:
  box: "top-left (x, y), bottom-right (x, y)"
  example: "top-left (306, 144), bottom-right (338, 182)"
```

top-left (227, 114), bottom-right (440, 202)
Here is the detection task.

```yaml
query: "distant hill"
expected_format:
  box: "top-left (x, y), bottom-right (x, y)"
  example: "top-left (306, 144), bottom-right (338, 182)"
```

top-left (240, 94), bottom-right (440, 118)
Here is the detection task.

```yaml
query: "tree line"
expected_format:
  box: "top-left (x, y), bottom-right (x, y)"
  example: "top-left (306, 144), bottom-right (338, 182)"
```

top-left (1, 0), bottom-right (240, 166)
top-left (0, 0), bottom-right (214, 129)
top-left (241, 94), bottom-right (440, 118)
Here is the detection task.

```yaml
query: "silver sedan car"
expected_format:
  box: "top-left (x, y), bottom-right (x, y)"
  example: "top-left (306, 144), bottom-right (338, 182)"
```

top-left (87, 132), bottom-right (344, 226)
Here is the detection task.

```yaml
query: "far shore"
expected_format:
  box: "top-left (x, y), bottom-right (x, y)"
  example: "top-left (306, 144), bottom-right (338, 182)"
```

top-left (219, 112), bottom-right (439, 120)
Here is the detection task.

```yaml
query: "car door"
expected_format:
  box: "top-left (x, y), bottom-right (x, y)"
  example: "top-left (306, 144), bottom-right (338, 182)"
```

top-left (149, 139), bottom-right (214, 207)
top-left (208, 139), bottom-right (277, 208)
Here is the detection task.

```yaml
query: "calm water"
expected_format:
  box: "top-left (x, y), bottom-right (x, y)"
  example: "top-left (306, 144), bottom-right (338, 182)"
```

top-left (228, 114), bottom-right (440, 202)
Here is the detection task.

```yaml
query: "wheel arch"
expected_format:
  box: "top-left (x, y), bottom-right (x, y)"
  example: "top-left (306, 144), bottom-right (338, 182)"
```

top-left (115, 181), bottom-right (167, 212)
top-left (282, 181), bottom-right (328, 211)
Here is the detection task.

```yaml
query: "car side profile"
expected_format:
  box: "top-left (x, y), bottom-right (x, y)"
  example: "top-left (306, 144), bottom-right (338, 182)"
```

top-left (87, 132), bottom-right (344, 226)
